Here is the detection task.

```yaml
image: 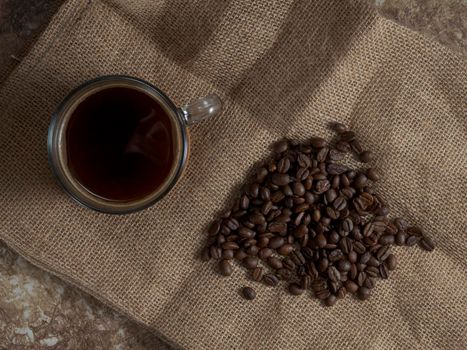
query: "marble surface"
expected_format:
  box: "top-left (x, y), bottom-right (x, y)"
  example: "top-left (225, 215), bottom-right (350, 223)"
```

top-left (0, 0), bottom-right (465, 348)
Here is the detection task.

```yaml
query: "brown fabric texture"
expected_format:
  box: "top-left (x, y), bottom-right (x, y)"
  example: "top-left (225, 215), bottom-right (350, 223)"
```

top-left (0, 0), bottom-right (466, 349)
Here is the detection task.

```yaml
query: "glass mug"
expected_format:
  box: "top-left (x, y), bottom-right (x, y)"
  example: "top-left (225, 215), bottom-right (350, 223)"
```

top-left (48, 75), bottom-right (222, 214)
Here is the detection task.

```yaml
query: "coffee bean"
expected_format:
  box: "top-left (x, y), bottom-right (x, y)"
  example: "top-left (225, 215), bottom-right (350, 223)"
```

top-left (267, 257), bottom-right (283, 270)
top-left (277, 244), bottom-right (294, 256)
top-left (341, 218), bottom-right (353, 232)
top-left (239, 227), bottom-right (255, 239)
top-left (395, 231), bottom-right (406, 246)
top-left (210, 246), bottom-right (222, 260)
top-left (385, 254), bottom-right (397, 270)
top-left (327, 163), bottom-right (349, 175)
top-left (263, 273), bottom-right (279, 287)
top-left (376, 246), bottom-right (390, 261)
top-left (277, 157), bottom-right (291, 174)
top-left (366, 168), bottom-right (380, 182)
top-left (353, 241), bottom-right (366, 254)
top-left (328, 249), bottom-right (344, 262)
top-left (394, 218), bottom-right (408, 231)
top-left (268, 222), bottom-right (287, 234)
top-left (222, 242), bottom-right (239, 250)
top-left (324, 295), bottom-right (337, 306)
top-left (315, 179), bottom-right (331, 193)
top-left (310, 137), bottom-right (327, 148)
top-left (271, 173), bottom-right (290, 186)
top-left (353, 174), bottom-right (368, 188)
top-left (357, 287), bottom-right (371, 300)
top-left (219, 260), bottom-right (233, 276)
top-left (357, 272), bottom-right (367, 286)
top-left (345, 280), bottom-right (358, 294)
top-left (359, 151), bottom-right (373, 163)
top-left (364, 277), bottom-right (375, 289)
top-left (249, 267), bottom-right (262, 282)
top-left (278, 268), bottom-right (292, 280)
top-left (222, 249), bottom-right (234, 260)
top-left (340, 131), bottom-right (356, 142)
top-left (258, 248), bottom-right (272, 261)
top-left (337, 260), bottom-right (352, 272)
top-left (246, 245), bottom-right (259, 256)
top-left (379, 264), bottom-right (389, 279)
top-left (335, 141), bottom-right (351, 153)
top-left (208, 221), bottom-right (221, 236)
top-left (327, 266), bottom-right (341, 282)
top-left (242, 287), bottom-right (256, 300)
top-left (331, 122), bottom-right (348, 134)
top-left (243, 257), bottom-right (258, 269)
top-left (289, 283), bottom-right (305, 295)
top-left (366, 266), bottom-right (380, 278)
top-left (367, 256), bottom-right (380, 267)
top-left (256, 167), bottom-right (269, 183)
top-left (349, 139), bottom-right (363, 154)
top-left (315, 233), bottom-right (327, 248)
top-left (379, 234), bottom-right (395, 245)
top-left (297, 153), bottom-right (312, 168)
top-left (234, 249), bottom-right (248, 261)
top-left (248, 183), bottom-right (260, 198)
top-left (419, 236), bottom-right (435, 251)
top-left (268, 236), bottom-right (285, 249)
top-left (406, 235), bottom-right (420, 246)
top-left (291, 251), bottom-right (306, 265)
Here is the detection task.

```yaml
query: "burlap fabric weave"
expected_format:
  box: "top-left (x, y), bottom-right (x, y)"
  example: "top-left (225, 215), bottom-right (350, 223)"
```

top-left (0, 0), bottom-right (466, 349)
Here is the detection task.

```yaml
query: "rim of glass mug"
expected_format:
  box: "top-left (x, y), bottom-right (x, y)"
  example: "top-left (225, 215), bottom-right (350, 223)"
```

top-left (48, 75), bottom-right (221, 214)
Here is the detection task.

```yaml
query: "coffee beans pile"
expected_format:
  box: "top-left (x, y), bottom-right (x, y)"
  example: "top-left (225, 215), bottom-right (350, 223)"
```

top-left (203, 122), bottom-right (435, 305)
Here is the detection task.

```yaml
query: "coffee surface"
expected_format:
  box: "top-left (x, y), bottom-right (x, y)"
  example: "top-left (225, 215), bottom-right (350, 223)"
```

top-left (66, 86), bottom-right (175, 201)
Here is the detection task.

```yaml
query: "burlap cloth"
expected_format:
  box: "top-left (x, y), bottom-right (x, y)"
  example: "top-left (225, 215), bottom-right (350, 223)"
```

top-left (0, 0), bottom-right (466, 348)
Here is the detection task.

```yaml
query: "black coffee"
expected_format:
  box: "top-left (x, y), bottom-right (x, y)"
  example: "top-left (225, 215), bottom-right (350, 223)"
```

top-left (66, 86), bottom-right (176, 201)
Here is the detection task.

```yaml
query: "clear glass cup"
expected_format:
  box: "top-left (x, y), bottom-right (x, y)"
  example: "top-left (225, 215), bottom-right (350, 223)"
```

top-left (48, 75), bottom-right (222, 214)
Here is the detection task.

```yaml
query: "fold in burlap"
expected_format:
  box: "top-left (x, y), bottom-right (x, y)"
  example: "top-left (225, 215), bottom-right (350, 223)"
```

top-left (0, 0), bottom-right (466, 349)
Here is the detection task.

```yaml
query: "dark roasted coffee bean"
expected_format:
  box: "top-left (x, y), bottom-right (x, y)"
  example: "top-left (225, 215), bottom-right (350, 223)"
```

top-left (310, 137), bottom-right (327, 148)
top-left (357, 287), bottom-right (371, 300)
top-left (333, 196), bottom-right (347, 211)
top-left (277, 157), bottom-right (291, 174)
top-left (376, 246), bottom-right (390, 261)
top-left (329, 249), bottom-right (344, 262)
top-left (201, 247), bottom-right (211, 261)
top-left (419, 236), bottom-right (435, 251)
top-left (348, 250), bottom-right (358, 263)
top-left (395, 231), bottom-right (406, 246)
top-left (239, 194), bottom-right (250, 210)
top-left (357, 263), bottom-right (366, 272)
top-left (282, 185), bottom-right (293, 197)
top-left (304, 192), bottom-right (316, 205)
top-left (283, 258), bottom-right (296, 271)
top-left (340, 131), bottom-right (356, 142)
top-left (353, 241), bottom-right (365, 254)
top-left (256, 167), bottom-right (269, 183)
top-left (379, 234), bottom-right (394, 245)
top-left (222, 241), bottom-right (239, 250)
top-left (360, 252), bottom-right (371, 264)
top-left (367, 256), bottom-right (380, 267)
top-left (278, 268), bottom-right (292, 280)
top-left (263, 273), bottom-right (279, 287)
top-left (337, 287), bottom-right (347, 299)
top-left (379, 263), bottom-right (389, 279)
top-left (291, 251), bottom-right (306, 265)
top-left (357, 272), bottom-right (367, 286)
top-left (335, 140), bottom-right (351, 153)
top-left (331, 122), bottom-right (348, 134)
top-left (270, 191), bottom-right (285, 204)
top-left (243, 257), bottom-right (258, 269)
top-left (267, 257), bottom-right (283, 270)
top-left (220, 225), bottom-right (231, 236)
top-left (324, 295), bottom-right (337, 306)
top-left (315, 233), bottom-right (327, 249)
top-left (366, 266), bottom-right (379, 278)
top-left (337, 260), bottom-right (352, 272)
top-left (251, 267), bottom-right (263, 281)
top-left (359, 150), bottom-right (373, 163)
top-left (349, 139), bottom-right (362, 154)
top-left (297, 153), bottom-right (312, 168)
top-left (394, 218), bottom-right (408, 231)
top-left (329, 281), bottom-right (341, 294)
top-left (234, 249), bottom-right (248, 261)
top-left (239, 227), bottom-right (256, 239)
top-left (385, 254), bottom-right (397, 270)
top-left (339, 237), bottom-right (352, 254)
top-left (341, 218), bottom-right (353, 232)
top-left (315, 289), bottom-right (331, 300)
top-left (327, 163), bottom-right (349, 175)
top-left (210, 246), bottom-right (222, 260)
top-left (208, 221), bottom-right (221, 236)
top-left (317, 257), bottom-right (328, 272)
top-left (274, 140), bottom-right (289, 153)
top-left (219, 260), bottom-right (233, 276)
top-left (407, 226), bottom-right (423, 236)
top-left (271, 173), bottom-right (290, 186)
top-left (292, 182), bottom-right (306, 196)
top-left (289, 283), bottom-right (305, 295)
top-left (406, 235), bottom-right (420, 246)
top-left (316, 147), bottom-right (329, 162)
top-left (366, 168), bottom-right (380, 183)
top-left (353, 174), bottom-right (368, 188)
top-left (327, 266), bottom-right (341, 282)
top-left (349, 263), bottom-right (358, 279)
top-left (222, 249), bottom-right (234, 260)
top-left (300, 275), bottom-right (312, 290)
top-left (258, 248), bottom-right (273, 261)
top-left (345, 280), bottom-right (359, 293)
top-left (329, 148), bottom-right (345, 161)
top-left (268, 222), bottom-right (287, 234)
top-left (364, 277), bottom-right (376, 289)
top-left (315, 179), bottom-right (331, 194)
top-left (248, 183), bottom-right (260, 198)
top-left (277, 244), bottom-right (294, 256)
top-left (242, 287), bottom-right (256, 300)
top-left (246, 245), bottom-right (259, 256)
top-left (269, 236), bottom-right (285, 249)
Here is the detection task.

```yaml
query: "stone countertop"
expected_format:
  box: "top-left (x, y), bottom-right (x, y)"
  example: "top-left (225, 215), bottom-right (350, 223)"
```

top-left (0, 0), bottom-right (465, 349)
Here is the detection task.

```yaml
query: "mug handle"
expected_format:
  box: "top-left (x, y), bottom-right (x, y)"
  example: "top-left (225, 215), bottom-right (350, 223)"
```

top-left (179, 94), bottom-right (222, 126)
